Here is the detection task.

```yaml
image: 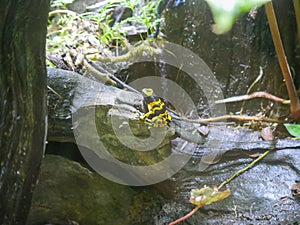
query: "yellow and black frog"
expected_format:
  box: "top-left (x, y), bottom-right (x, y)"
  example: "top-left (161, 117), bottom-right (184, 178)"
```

top-left (140, 88), bottom-right (172, 127)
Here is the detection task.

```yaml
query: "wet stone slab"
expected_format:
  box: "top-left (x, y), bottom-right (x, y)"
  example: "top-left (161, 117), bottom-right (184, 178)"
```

top-left (159, 147), bottom-right (300, 224)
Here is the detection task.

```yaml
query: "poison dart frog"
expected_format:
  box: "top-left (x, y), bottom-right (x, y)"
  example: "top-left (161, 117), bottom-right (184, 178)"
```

top-left (140, 88), bottom-right (172, 127)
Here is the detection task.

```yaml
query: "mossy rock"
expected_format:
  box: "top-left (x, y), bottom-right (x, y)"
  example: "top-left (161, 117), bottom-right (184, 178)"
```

top-left (27, 155), bottom-right (135, 225)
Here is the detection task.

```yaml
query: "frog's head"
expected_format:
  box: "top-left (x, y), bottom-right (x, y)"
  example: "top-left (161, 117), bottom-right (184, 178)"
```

top-left (142, 88), bottom-right (154, 97)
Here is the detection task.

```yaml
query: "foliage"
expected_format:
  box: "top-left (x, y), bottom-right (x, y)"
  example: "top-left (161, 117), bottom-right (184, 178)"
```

top-left (47, 0), bottom-right (161, 53)
top-left (284, 124), bottom-right (300, 138)
top-left (205, 0), bottom-right (271, 34)
top-left (47, 11), bottom-right (85, 52)
top-left (84, 0), bottom-right (160, 44)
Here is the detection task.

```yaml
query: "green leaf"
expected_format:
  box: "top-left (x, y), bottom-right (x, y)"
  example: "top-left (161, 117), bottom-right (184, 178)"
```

top-left (205, 0), bottom-right (271, 34)
top-left (284, 124), bottom-right (300, 138)
top-left (189, 186), bottom-right (231, 206)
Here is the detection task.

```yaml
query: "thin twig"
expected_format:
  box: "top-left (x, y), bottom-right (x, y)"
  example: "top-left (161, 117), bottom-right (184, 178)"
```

top-left (168, 205), bottom-right (202, 225)
top-left (218, 150), bottom-right (270, 190)
top-left (246, 67), bottom-right (264, 95)
top-left (240, 67), bottom-right (264, 114)
top-left (215, 91), bottom-right (289, 104)
top-left (83, 59), bottom-right (117, 86)
top-left (47, 85), bottom-right (62, 99)
top-left (173, 114), bottom-right (281, 124)
top-left (86, 58), bottom-right (141, 94)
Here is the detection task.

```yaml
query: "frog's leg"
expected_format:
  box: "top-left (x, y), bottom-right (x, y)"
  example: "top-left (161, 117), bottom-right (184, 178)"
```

top-left (151, 116), bottom-right (168, 127)
top-left (140, 110), bottom-right (155, 120)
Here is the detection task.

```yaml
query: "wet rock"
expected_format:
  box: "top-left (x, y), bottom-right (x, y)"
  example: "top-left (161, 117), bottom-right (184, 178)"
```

top-left (159, 148), bottom-right (300, 224)
top-left (50, 0), bottom-right (98, 13)
top-left (67, 0), bottom-right (98, 13)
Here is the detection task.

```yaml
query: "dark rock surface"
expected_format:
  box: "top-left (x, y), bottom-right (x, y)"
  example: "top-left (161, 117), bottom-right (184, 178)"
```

top-left (164, 0), bottom-right (298, 115)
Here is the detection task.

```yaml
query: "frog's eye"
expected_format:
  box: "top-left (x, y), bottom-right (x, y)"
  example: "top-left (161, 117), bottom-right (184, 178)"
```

top-left (142, 88), bottom-right (154, 96)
